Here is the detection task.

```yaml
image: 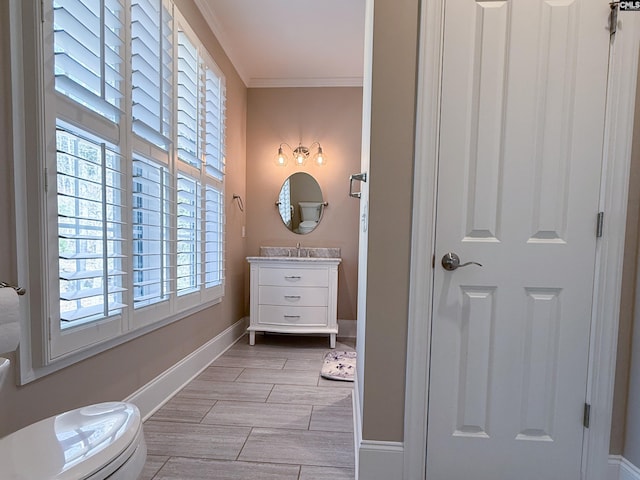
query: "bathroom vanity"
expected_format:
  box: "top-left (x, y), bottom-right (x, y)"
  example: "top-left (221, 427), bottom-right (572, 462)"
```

top-left (247, 247), bottom-right (341, 348)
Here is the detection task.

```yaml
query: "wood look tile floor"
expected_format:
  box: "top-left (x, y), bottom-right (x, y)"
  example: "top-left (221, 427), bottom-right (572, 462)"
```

top-left (140, 334), bottom-right (356, 480)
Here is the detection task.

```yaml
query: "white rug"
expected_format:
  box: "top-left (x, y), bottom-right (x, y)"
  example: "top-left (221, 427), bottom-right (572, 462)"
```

top-left (320, 351), bottom-right (356, 382)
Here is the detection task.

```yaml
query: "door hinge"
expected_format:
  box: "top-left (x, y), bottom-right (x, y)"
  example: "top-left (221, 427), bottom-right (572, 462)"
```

top-left (44, 167), bottom-right (48, 192)
top-left (596, 212), bottom-right (604, 238)
top-left (583, 403), bottom-right (591, 428)
top-left (432, 254), bottom-right (435, 269)
top-left (610, 2), bottom-right (619, 38)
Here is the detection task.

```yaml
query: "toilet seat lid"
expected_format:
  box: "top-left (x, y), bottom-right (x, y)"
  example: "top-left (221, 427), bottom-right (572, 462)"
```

top-left (0, 402), bottom-right (142, 480)
top-left (299, 220), bottom-right (317, 228)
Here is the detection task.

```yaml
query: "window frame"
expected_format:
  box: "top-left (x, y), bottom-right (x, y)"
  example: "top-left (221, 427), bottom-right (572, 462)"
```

top-left (10, 0), bottom-right (226, 383)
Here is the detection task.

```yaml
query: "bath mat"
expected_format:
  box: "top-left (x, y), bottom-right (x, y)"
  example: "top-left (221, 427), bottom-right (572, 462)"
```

top-left (320, 351), bottom-right (356, 382)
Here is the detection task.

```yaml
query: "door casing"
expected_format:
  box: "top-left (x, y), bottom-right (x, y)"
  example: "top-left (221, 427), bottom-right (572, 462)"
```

top-left (402, 3), bottom-right (640, 480)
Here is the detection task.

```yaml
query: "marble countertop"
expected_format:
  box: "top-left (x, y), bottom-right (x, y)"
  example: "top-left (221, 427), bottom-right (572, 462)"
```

top-left (246, 246), bottom-right (342, 264)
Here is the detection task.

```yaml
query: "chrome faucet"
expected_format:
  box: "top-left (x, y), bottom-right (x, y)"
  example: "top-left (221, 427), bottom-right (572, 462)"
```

top-left (296, 242), bottom-right (301, 257)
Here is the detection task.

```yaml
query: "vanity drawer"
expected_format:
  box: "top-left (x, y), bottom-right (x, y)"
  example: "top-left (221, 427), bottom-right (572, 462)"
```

top-left (258, 267), bottom-right (329, 287)
top-left (258, 286), bottom-right (328, 307)
top-left (257, 305), bottom-right (328, 327)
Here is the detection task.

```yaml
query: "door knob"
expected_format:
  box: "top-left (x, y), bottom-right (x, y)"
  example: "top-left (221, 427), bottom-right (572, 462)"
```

top-left (441, 252), bottom-right (483, 271)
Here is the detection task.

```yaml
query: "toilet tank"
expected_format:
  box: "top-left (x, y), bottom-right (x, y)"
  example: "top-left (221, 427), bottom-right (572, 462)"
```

top-left (298, 202), bottom-right (322, 222)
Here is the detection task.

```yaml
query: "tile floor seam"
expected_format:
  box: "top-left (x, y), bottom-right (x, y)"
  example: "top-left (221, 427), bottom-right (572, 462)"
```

top-left (264, 381), bottom-right (277, 402)
top-left (149, 455), bottom-right (170, 480)
top-left (141, 335), bottom-right (356, 479)
top-left (235, 426), bottom-right (255, 461)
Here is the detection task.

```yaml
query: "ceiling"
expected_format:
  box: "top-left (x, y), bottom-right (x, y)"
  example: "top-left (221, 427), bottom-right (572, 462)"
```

top-left (194, 0), bottom-right (366, 88)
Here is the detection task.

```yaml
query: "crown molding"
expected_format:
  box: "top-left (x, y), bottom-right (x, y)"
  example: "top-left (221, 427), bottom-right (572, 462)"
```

top-left (192, 0), bottom-right (250, 86)
top-left (248, 77), bottom-right (364, 89)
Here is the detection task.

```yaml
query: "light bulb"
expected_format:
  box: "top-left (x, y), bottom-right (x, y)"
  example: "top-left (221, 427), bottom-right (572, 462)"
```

top-left (274, 146), bottom-right (288, 166)
top-left (314, 146), bottom-right (326, 166)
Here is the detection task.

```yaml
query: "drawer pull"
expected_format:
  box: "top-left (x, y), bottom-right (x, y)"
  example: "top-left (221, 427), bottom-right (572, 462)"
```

top-left (284, 315), bottom-right (301, 319)
top-left (284, 295), bottom-right (301, 300)
top-left (284, 275), bottom-right (302, 280)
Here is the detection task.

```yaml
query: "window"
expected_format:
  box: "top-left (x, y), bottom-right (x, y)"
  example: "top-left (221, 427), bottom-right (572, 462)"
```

top-left (278, 179), bottom-right (292, 228)
top-left (53, 0), bottom-right (125, 120)
top-left (56, 127), bottom-right (126, 325)
top-left (131, 0), bottom-right (173, 149)
top-left (35, 0), bottom-right (226, 361)
top-left (132, 155), bottom-right (171, 309)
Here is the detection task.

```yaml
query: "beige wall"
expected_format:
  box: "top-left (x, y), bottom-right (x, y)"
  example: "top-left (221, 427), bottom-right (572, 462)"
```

top-left (360, 0), bottom-right (419, 442)
top-left (0, 0), bottom-right (247, 437)
top-left (610, 61), bottom-right (640, 456)
top-left (245, 87), bottom-right (362, 321)
top-left (617, 62), bottom-right (640, 462)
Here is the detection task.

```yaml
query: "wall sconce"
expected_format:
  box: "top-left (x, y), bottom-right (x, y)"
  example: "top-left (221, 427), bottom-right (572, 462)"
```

top-left (275, 142), bottom-right (327, 167)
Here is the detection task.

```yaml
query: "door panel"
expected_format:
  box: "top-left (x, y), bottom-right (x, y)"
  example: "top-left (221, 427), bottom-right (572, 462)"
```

top-left (426, 0), bottom-right (610, 478)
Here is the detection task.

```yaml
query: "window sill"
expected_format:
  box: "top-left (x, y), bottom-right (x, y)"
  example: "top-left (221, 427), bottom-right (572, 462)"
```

top-left (17, 296), bottom-right (223, 385)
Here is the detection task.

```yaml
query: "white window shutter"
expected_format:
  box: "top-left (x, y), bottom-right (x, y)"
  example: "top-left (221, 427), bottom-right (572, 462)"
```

top-left (177, 31), bottom-right (202, 169)
top-left (56, 127), bottom-right (126, 323)
top-left (132, 155), bottom-right (172, 308)
top-left (53, 0), bottom-right (125, 121)
top-left (131, 0), bottom-right (173, 149)
top-left (176, 173), bottom-right (201, 296)
top-left (205, 185), bottom-right (223, 288)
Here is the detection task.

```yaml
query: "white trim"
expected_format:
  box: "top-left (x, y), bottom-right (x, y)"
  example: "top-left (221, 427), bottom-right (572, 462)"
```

top-left (611, 456), bottom-right (623, 480)
top-left (192, 0), bottom-right (249, 86)
top-left (608, 456), bottom-right (640, 480)
top-left (353, 370), bottom-right (363, 478)
top-left (620, 458), bottom-right (640, 480)
top-left (402, 0), bottom-right (443, 477)
top-left (355, 371), bottom-right (405, 480)
top-left (582, 12), bottom-right (640, 480)
top-left (358, 440), bottom-right (404, 480)
top-left (124, 317), bottom-right (248, 420)
top-left (355, 0), bottom-right (375, 443)
top-left (247, 77), bottom-right (364, 88)
top-left (404, 3), bottom-right (640, 480)
top-left (192, 0), bottom-right (364, 89)
top-left (18, 297), bottom-right (222, 385)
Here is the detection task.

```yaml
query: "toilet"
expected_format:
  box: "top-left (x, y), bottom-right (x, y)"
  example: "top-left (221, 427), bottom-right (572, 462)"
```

top-left (0, 401), bottom-right (146, 479)
top-left (298, 201), bottom-right (323, 234)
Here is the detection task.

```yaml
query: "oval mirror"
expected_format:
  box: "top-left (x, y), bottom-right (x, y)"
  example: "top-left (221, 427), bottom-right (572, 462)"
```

top-left (277, 172), bottom-right (325, 235)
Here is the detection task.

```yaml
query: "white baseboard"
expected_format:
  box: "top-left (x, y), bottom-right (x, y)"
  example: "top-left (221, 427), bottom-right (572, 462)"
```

top-left (609, 455), bottom-right (640, 480)
top-left (124, 317), bottom-right (248, 420)
top-left (353, 369), bottom-right (404, 479)
top-left (358, 440), bottom-right (404, 479)
top-left (353, 370), bottom-right (363, 477)
top-left (338, 319), bottom-right (357, 338)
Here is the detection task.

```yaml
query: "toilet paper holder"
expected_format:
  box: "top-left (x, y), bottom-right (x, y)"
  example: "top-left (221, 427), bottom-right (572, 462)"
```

top-left (0, 282), bottom-right (25, 296)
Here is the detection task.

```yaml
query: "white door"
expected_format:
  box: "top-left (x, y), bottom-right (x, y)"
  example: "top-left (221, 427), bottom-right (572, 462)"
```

top-left (426, 0), bottom-right (611, 479)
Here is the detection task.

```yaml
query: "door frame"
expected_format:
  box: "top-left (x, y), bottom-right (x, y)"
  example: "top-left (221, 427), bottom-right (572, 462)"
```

top-left (403, 2), bottom-right (640, 479)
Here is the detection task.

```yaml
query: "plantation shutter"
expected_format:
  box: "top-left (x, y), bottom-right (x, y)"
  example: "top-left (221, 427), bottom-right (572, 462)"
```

top-left (177, 31), bottom-right (202, 169)
top-left (56, 127), bottom-right (126, 322)
top-left (205, 186), bottom-right (223, 288)
top-left (205, 65), bottom-right (225, 180)
top-left (132, 156), bottom-right (172, 308)
top-left (53, 0), bottom-right (125, 121)
top-left (131, 0), bottom-right (173, 149)
top-left (176, 173), bottom-right (201, 296)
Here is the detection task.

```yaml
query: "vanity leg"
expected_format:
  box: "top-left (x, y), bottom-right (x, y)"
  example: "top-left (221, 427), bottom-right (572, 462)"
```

top-left (249, 331), bottom-right (255, 346)
top-left (330, 333), bottom-right (336, 349)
